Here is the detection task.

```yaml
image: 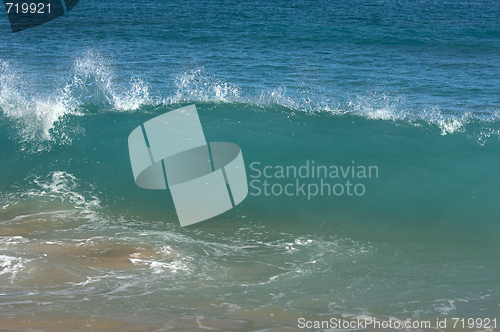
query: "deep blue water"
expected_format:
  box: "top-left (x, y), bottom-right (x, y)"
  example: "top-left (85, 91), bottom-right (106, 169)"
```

top-left (1, 1), bottom-right (499, 330)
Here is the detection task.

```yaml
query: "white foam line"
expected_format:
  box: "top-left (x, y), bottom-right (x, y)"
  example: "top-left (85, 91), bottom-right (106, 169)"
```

top-left (195, 316), bottom-right (216, 330)
top-left (0, 210), bottom-right (71, 224)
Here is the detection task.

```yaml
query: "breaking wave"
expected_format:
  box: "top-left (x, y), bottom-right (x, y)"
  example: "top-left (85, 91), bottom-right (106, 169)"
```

top-left (2, 56), bottom-right (500, 153)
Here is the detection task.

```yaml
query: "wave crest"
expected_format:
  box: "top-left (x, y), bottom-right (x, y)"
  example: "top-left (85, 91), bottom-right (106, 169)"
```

top-left (0, 61), bottom-right (76, 152)
top-left (0, 54), bottom-right (151, 152)
top-left (2, 59), bottom-right (500, 153)
top-left (69, 53), bottom-right (151, 111)
top-left (164, 68), bottom-right (240, 104)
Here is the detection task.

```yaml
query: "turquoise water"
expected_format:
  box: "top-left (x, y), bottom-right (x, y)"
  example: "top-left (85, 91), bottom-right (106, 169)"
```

top-left (1, 0), bottom-right (499, 330)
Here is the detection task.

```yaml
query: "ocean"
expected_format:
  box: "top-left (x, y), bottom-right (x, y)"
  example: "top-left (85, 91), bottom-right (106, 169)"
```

top-left (1, 0), bottom-right (499, 330)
